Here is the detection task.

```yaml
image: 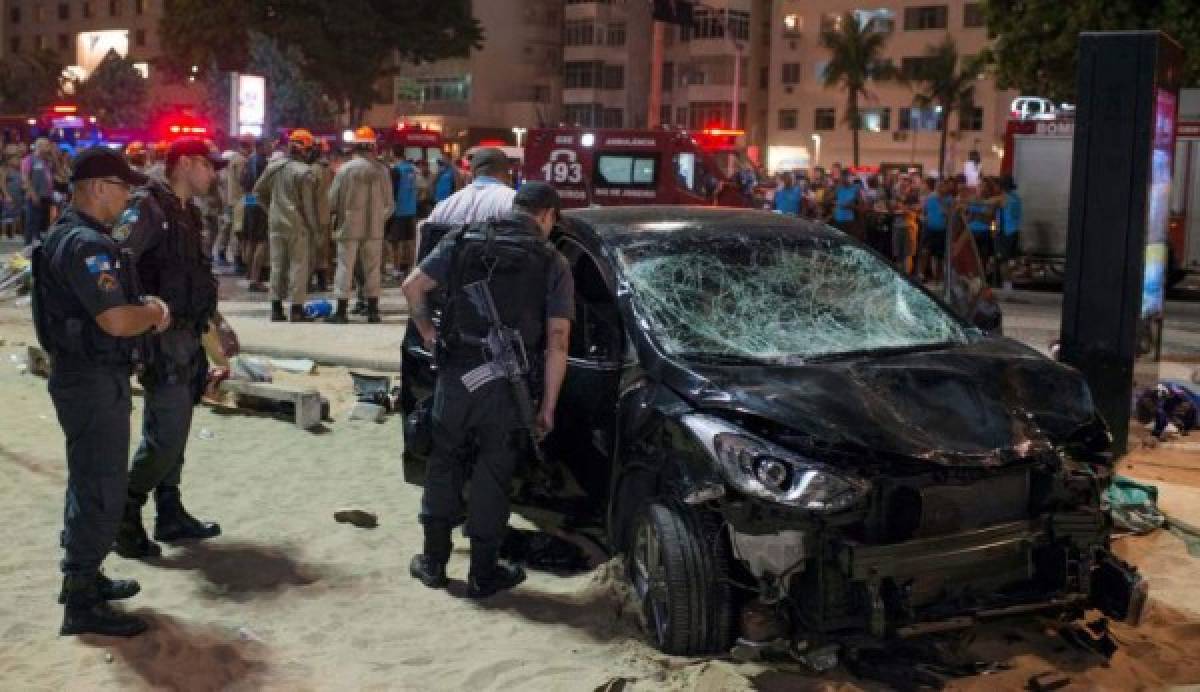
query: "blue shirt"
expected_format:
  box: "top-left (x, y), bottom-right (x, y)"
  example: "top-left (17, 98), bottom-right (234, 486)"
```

top-left (392, 161), bottom-right (418, 217)
top-left (773, 185), bottom-right (802, 215)
top-left (924, 193), bottom-right (947, 231)
top-left (1002, 190), bottom-right (1022, 236)
top-left (966, 200), bottom-right (992, 235)
top-left (434, 165), bottom-right (456, 203)
top-left (833, 184), bottom-right (858, 223)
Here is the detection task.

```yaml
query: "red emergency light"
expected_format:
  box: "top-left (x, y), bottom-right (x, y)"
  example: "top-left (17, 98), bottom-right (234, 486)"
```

top-left (167, 124), bottom-right (208, 135)
top-left (51, 104), bottom-right (78, 114)
top-left (701, 128), bottom-right (744, 137)
top-left (477, 139), bottom-right (507, 147)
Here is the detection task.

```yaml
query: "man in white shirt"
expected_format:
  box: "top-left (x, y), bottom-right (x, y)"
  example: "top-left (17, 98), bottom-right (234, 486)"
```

top-left (425, 148), bottom-right (516, 226)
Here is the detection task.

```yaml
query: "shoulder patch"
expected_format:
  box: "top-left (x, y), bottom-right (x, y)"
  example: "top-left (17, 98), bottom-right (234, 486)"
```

top-left (96, 272), bottom-right (118, 292)
top-left (112, 208), bottom-right (138, 242)
top-left (84, 254), bottom-right (114, 274)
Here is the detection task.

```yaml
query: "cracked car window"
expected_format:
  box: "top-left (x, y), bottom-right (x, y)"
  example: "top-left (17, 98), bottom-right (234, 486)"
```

top-left (615, 228), bottom-right (968, 361)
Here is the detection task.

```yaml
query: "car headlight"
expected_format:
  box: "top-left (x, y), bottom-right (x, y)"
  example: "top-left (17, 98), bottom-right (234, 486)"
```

top-left (683, 414), bottom-right (871, 512)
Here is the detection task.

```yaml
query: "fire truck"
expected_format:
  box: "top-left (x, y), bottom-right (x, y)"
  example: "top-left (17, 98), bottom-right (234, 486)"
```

top-left (1001, 111), bottom-right (1200, 286)
top-left (382, 123), bottom-right (445, 166)
top-left (521, 127), bottom-right (749, 209)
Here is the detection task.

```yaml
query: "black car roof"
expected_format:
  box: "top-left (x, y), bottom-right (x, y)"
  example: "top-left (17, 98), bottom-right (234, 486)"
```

top-left (562, 206), bottom-right (840, 246)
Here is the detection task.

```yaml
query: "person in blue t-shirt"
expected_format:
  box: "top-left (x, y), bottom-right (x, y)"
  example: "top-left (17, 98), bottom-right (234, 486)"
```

top-left (964, 181), bottom-right (996, 273)
top-left (773, 171), bottom-right (802, 216)
top-left (996, 174), bottom-right (1023, 289)
top-left (387, 152), bottom-right (419, 276)
top-left (433, 156), bottom-right (457, 204)
top-left (920, 178), bottom-right (952, 281)
top-left (831, 169), bottom-right (863, 238)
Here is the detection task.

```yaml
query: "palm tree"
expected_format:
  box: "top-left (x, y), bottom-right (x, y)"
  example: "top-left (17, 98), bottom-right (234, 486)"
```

top-left (819, 11), bottom-right (902, 167)
top-left (911, 36), bottom-right (990, 177)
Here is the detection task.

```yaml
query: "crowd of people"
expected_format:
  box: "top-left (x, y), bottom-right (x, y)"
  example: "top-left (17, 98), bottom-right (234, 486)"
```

top-left (751, 156), bottom-right (1024, 289)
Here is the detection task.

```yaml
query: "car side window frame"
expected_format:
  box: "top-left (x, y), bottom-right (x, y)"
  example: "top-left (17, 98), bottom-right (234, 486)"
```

top-left (555, 234), bottom-right (626, 370)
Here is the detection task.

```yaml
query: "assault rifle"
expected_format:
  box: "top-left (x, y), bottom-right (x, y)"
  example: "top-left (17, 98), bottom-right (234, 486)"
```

top-left (460, 279), bottom-right (545, 463)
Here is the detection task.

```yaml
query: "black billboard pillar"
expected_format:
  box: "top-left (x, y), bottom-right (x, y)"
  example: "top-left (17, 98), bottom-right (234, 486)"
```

top-left (1061, 31), bottom-right (1183, 456)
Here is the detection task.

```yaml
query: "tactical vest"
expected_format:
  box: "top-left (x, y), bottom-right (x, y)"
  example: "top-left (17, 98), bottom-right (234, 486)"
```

top-left (440, 220), bottom-right (555, 375)
top-left (32, 224), bottom-right (133, 370)
top-left (128, 185), bottom-right (218, 333)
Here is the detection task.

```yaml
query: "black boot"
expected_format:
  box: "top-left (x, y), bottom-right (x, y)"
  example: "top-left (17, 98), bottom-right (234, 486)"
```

top-left (270, 300), bottom-right (287, 322)
top-left (57, 570), bottom-right (140, 604)
top-left (153, 486), bottom-right (221, 543)
top-left (466, 540), bottom-right (525, 599)
top-left (326, 299), bottom-right (349, 324)
top-left (114, 496), bottom-right (162, 559)
top-left (352, 299), bottom-right (368, 316)
top-left (59, 574), bottom-right (147, 637)
top-left (366, 297), bottom-right (382, 324)
top-left (409, 521), bottom-right (451, 589)
top-left (289, 304), bottom-right (313, 323)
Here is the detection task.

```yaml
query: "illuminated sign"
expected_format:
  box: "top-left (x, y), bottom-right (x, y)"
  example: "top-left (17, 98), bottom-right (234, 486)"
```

top-left (76, 30), bottom-right (129, 76)
top-left (236, 74), bottom-right (266, 136)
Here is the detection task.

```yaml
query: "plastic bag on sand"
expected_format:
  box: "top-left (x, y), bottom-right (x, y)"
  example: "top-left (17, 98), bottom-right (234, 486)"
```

top-left (1105, 475), bottom-right (1165, 534)
top-left (229, 355), bottom-right (272, 383)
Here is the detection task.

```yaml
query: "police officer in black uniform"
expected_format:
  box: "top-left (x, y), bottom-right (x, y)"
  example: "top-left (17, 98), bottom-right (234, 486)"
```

top-left (113, 139), bottom-right (226, 559)
top-left (33, 148), bottom-right (172, 636)
top-left (402, 181), bottom-right (574, 598)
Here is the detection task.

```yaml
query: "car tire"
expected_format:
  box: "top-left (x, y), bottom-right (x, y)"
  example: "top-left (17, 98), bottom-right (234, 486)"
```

top-left (627, 501), bottom-right (734, 655)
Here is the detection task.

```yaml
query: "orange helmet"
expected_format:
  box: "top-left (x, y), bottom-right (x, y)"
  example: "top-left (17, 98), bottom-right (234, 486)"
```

top-left (352, 126), bottom-right (377, 144)
top-left (152, 140), bottom-right (170, 155)
top-left (288, 128), bottom-right (316, 148)
top-left (125, 141), bottom-right (145, 156)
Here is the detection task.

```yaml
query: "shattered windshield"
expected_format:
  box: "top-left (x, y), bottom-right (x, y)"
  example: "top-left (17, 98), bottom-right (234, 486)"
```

top-left (615, 227), bottom-right (968, 362)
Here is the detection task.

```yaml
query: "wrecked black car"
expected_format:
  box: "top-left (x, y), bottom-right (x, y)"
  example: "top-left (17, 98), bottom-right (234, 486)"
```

top-left (401, 207), bottom-right (1145, 660)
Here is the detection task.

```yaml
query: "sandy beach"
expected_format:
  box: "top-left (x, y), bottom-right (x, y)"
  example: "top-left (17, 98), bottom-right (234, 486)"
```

top-left (3, 302), bottom-right (1200, 691)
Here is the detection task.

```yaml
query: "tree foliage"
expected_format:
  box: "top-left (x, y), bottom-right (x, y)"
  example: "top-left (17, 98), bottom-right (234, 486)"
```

top-left (984, 0), bottom-right (1200, 103)
top-left (819, 12), bottom-right (902, 166)
top-left (159, 0), bottom-right (483, 121)
top-left (0, 50), bottom-right (66, 114)
top-left (75, 51), bottom-right (150, 128)
top-left (911, 37), bottom-right (989, 176)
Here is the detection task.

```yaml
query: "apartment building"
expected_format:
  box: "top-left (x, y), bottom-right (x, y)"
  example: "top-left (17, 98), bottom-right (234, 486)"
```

top-left (6, 0), bottom-right (162, 78)
top-left (765, 0), bottom-right (1014, 176)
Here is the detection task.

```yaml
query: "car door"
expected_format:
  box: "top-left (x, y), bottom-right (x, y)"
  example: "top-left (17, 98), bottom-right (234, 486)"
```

top-left (538, 231), bottom-right (624, 527)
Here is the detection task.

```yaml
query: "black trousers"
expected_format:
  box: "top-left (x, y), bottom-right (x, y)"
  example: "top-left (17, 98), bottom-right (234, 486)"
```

top-left (49, 368), bottom-right (131, 577)
top-left (419, 367), bottom-right (525, 547)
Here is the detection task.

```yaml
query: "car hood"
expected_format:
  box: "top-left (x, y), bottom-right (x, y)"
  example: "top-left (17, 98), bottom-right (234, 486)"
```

top-left (673, 339), bottom-right (1098, 467)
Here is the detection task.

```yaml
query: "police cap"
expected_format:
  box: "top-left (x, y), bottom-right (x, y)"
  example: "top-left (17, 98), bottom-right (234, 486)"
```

top-left (71, 146), bottom-right (149, 186)
top-left (513, 181), bottom-right (562, 216)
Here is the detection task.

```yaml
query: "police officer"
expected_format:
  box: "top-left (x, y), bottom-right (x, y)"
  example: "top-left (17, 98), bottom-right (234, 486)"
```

top-left (113, 138), bottom-right (225, 559)
top-left (402, 182), bottom-right (573, 598)
top-left (32, 148), bottom-right (171, 636)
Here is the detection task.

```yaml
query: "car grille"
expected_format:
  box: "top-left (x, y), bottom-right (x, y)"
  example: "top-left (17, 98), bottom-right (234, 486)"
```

top-left (875, 470), bottom-right (1031, 543)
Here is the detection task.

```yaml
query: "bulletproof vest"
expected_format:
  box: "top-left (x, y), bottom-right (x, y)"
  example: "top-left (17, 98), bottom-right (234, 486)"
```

top-left (441, 219), bottom-right (555, 368)
top-left (32, 222), bottom-right (133, 370)
top-left (127, 185), bottom-right (218, 333)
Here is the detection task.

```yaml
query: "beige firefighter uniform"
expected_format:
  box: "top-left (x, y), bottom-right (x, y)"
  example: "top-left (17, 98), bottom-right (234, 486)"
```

top-left (329, 154), bottom-right (393, 300)
top-left (252, 157), bottom-right (320, 305)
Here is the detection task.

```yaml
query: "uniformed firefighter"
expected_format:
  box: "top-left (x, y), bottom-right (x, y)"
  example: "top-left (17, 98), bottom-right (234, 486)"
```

top-left (328, 126), bottom-right (393, 324)
top-left (113, 138), bottom-right (225, 560)
top-left (253, 128), bottom-right (321, 322)
top-left (402, 181), bottom-right (574, 598)
top-left (32, 148), bottom-right (171, 636)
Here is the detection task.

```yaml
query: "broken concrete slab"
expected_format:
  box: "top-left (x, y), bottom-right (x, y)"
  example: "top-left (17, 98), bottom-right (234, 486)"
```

top-left (26, 345), bottom-right (50, 377)
top-left (348, 401), bottom-right (387, 423)
top-left (218, 379), bottom-right (323, 430)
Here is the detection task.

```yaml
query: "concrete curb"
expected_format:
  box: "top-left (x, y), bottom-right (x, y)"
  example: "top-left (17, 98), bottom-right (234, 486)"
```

top-left (237, 342), bottom-right (403, 373)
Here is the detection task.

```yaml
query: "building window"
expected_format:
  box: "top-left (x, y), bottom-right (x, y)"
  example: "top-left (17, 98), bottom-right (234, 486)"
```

top-left (860, 107), bottom-right (890, 132)
top-left (58, 3), bottom-right (70, 20)
top-left (82, 1), bottom-right (92, 18)
top-left (960, 106), bottom-right (984, 131)
top-left (964, 3), bottom-right (985, 28)
top-left (596, 153), bottom-right (657, 186)
top-left (813, 60), bottom-right (829, 82)
top-left (727, 10), bottom-right (750, 40)
top-left (693, 8), bottom-right (750, 41)
top-left (564, 20), bottom-right (594, 47)
top-left (814, 107), bottom-right (836, 130)
top-left (109, 0), bottom-right (120, 17)
top-left (135, 29), bottom-right (146, 47)
top-left (35, 35), bottom-right (47, 51)
top-left (607, 22), bottom-right (626, 47)
top-left (398, 76), bottom-right (471, 102)
top-left (563, 104), bottom-right (601, 127)
top-left (689, 102), bottom-right (741, 130)
top-left (564, 61), bottom-right (602, 89)
top-left (57, 33), bottom-right (69, 52)
top-left (781, 63), bottom-right (801, 85)
top-left (782, 13), bottom-right (802, 37)
top-left (602, 64), bottom-right (624, 90)
top-left (601, 108), bottom-right (624, 128)
top-left (759, 66), bottom-right (768, 89)
top-left (899, 107), bottom-right (942, 131)
top-left (660, 104), bottom-right (671, 126)
top-left (778, 109), bottom-right (798, 130)
top-left (676, 106), bottom-right (688, 126)
top-left (901, 56), bottom-right (939, 81)
top-left (904, 5), bottom-right (948, 30)
top-left (9, 7), bottom-right (19, 23)
top-left (34, 5), bottom-right (45, 22)
top-left (135, 0), bottom-right (146, 15)
top-left (9, 37), bottom-right (19, 53)
top-left (662, 62), bottom-right (673, 91)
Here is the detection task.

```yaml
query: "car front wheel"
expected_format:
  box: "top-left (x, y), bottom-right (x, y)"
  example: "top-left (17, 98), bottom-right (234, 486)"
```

top-left (627, 501), bottom-right (734, 655)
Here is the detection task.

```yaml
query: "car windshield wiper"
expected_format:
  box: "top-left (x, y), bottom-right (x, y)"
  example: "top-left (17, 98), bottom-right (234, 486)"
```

top-left (673, 351), bottom-right (779, 366)
top-left (801, 340), bottom-right (959, 363)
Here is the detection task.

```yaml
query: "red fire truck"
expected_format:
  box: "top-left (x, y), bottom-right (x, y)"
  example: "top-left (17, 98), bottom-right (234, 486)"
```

top-left (382, 123), bottom-right (445, 166)
top-left (1001, 114), bottom-right (1200, 285)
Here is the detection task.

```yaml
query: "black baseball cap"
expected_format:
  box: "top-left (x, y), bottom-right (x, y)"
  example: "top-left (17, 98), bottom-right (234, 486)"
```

top-left (470, 147), bottom-right (509, 173)
top-left (513, 181), bottom-right (562, 216)
top-left (166, 138), bottom-right (228, 170)
top-left (71, 147), bottom-right (149, 185)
